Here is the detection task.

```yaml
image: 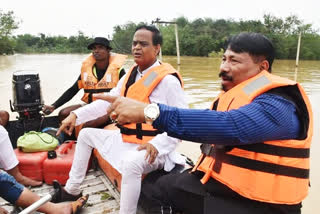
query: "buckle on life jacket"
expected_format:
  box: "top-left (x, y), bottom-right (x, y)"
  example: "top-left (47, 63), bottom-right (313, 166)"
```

top-left (200, 144), bottom-right (227, 173)
top-left (200, 144), bottom-right (215, 156)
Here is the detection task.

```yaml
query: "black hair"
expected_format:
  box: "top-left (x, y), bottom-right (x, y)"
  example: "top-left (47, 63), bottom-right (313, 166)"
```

top-left (135, 25), bottom-right (163, 46)
top-left (225, 32), bottom-right (275, 72)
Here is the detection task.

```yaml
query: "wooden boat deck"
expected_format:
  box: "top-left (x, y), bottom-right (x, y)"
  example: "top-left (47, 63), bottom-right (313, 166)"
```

top-left (0, 169), bottom-right (121, 214)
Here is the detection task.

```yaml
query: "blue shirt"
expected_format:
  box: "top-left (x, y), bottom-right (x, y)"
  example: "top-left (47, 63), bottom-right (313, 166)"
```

top-left (153, 93), bottom-right (300, 145)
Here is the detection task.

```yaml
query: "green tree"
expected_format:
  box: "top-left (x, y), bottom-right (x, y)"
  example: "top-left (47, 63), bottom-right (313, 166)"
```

top-left (6, 13), bottom-right (319, 60)
top-left (238, 20), bottom-right (266, 33)
top-left (112, 22), bottom-right (142, 54)
top-left (160, 25), bottom-right (176, 55)
top-left (0, 10), bottom-right (19, 54)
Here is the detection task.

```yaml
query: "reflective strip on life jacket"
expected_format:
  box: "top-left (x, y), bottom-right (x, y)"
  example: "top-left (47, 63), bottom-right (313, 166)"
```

top-left (119, 63), bottom-right (183, 144)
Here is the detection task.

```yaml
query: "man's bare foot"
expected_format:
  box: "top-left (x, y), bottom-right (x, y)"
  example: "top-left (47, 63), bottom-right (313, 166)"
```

top-left (15, 175), bottom-right (43, 187)
top-left (70, 195), bottom-right (88, 214)
top-left (54, 195), bottom-right (88, 214)
top-left (53, 203), bottom-right (72, 214)
top-left (0, 207), bottom-right (9, 214)
top-left (7, 166), bottom-right (43, 187)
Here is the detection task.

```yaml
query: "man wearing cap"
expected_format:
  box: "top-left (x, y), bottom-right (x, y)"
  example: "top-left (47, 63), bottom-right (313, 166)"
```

top-left (43, 37), bottom-right (127, 128)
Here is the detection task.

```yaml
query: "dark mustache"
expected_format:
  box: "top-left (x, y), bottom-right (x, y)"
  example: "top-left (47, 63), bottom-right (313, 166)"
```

top-left (219, 72), bottom-right (233, 81)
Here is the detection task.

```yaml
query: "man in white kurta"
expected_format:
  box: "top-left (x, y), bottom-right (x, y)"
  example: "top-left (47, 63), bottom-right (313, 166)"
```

top-left (58, 26), bottom-right (187, 214)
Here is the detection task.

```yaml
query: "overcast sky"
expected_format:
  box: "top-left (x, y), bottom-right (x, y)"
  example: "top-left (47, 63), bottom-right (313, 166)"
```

top-left (1, 0), bottom-right (319, 38)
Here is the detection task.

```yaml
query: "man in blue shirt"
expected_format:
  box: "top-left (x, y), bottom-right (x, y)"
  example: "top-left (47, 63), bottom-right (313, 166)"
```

top-left (95, 33), bottom-right (312, 214)
top-left (0, 171), bottom-right (88, 213)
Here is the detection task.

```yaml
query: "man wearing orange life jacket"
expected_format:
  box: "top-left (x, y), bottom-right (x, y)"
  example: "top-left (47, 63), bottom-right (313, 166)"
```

top-left (54, 25), bottom-right (187, 214)
top-left (42, 37), bottom-right (127, 129)
top-left (99, 32), bottom-right (313, 214)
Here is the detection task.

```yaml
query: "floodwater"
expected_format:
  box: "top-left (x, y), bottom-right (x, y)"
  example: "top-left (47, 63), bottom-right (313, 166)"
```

top-left (0, 54), bottom-right (319, 213)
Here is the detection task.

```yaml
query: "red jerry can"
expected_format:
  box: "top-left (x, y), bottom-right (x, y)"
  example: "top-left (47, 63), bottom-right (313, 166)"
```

top-left (14, 149), bottom-right (47, 181)
top-left (43, 141), bottom-right (76, 185)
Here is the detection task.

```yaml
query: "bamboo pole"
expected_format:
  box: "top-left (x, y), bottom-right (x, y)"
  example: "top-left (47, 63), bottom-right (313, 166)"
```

top-left (295, 32), bottom-right (302, 67)
top-left (152, 19), bottom-right (181, 65)
top-left (174, 24), bottom-right (181, 65)
top-left (156, 23), bottom-right (163, 61)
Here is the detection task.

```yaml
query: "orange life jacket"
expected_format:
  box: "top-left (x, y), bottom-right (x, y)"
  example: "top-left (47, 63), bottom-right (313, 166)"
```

top-left (192, 70), bottom-right (313, 204)
top-left (78, 53), bottom-right (127, 103)
top-left (117, 63), bottom-right (183, 144)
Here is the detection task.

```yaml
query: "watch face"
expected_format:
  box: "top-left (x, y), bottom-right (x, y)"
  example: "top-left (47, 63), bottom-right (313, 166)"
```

top-left (146, 105), bottom-right (158, 119)
top-left (145, 103), bottom-right (159, 120)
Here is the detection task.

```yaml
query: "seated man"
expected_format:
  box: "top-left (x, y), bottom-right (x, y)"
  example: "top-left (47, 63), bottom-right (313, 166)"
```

top-left (54, 25), bottom-right (187, 214)
top-left (0, 111), bottom-right (9, 127)
top-left (0, 171), bottom-right (88, 214)
top-left (43, 37), bottom-right (127, 128)
top-left (0, 111), bottom-right (42, 187)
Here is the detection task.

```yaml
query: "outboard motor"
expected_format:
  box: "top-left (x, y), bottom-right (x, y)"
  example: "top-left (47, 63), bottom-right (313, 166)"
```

top-left (10, 70), bottom-right (44, 120)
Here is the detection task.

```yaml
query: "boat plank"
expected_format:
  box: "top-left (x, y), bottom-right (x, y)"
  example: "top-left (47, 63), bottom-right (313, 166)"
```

top-left (1, 169), bottom-right (120, 214)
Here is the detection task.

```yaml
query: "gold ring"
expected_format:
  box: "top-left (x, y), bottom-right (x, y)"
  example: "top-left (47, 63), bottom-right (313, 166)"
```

top-left (110, 111), bottom-right (117, 120)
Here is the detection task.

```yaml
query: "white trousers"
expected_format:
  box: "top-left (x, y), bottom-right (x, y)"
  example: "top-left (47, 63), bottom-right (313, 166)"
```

top-left (65, 128), bottom-right (165, 214)
top-left (0, 126), bottom-right (19, 170)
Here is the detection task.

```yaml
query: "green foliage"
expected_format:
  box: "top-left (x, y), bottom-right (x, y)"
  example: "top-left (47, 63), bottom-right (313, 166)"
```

top-left (13, 31), bottom-right (92, 54)
top-left (0, 10), bottom-right (19, 38)
top-left (0, 37), bottom-right (15, 54)
top-left (100, 191), bottom-right (113, 200)
top-left (300, 34), bottom-right (320, 60)
top-left (1, 9), bottom-right (320, 60)
top-left (0, 10), bottom-right (19, 54)
top-left (209, 48), bottom-right (224, 58)
top-left (111, 22), bottom-right (140, 54)
top-left (146, 14), bottom-right (319, 60)
top-left (160, 25), bottom-right (176, 55)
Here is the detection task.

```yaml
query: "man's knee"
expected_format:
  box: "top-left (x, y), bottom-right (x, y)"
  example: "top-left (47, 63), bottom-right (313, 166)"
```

top-left (58, 105), bottom-right (82, 122)
top-left (58, 108), bottom-right (71, 122)
top-left (122, 152), bottom-right (145, 175)
top-left (0, 110), bottom-right (9, 127)
top-left (77, 128), bottom-right (93, 142)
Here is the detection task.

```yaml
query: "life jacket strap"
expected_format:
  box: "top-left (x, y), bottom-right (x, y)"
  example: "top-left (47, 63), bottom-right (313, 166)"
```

top-left (200, 144), bottom-right (309, 179)
top-left (232, 143), bottom-right (310, 158)
top-left (84, 88), bottom-right (112, 103)
top-left (117, 124), bottom-right (164, 140)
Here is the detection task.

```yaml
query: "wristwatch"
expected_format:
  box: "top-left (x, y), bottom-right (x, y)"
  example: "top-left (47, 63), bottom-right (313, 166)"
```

top-left (144, 103), bottom-right (160, 125)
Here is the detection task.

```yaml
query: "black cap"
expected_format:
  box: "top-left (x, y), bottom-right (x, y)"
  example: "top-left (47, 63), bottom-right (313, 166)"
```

top-left (87, 37), bottom-right (112, 50)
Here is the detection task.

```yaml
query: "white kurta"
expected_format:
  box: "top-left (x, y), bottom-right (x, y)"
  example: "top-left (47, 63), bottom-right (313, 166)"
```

top-left (0, 125), bottom-right (19, 171)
